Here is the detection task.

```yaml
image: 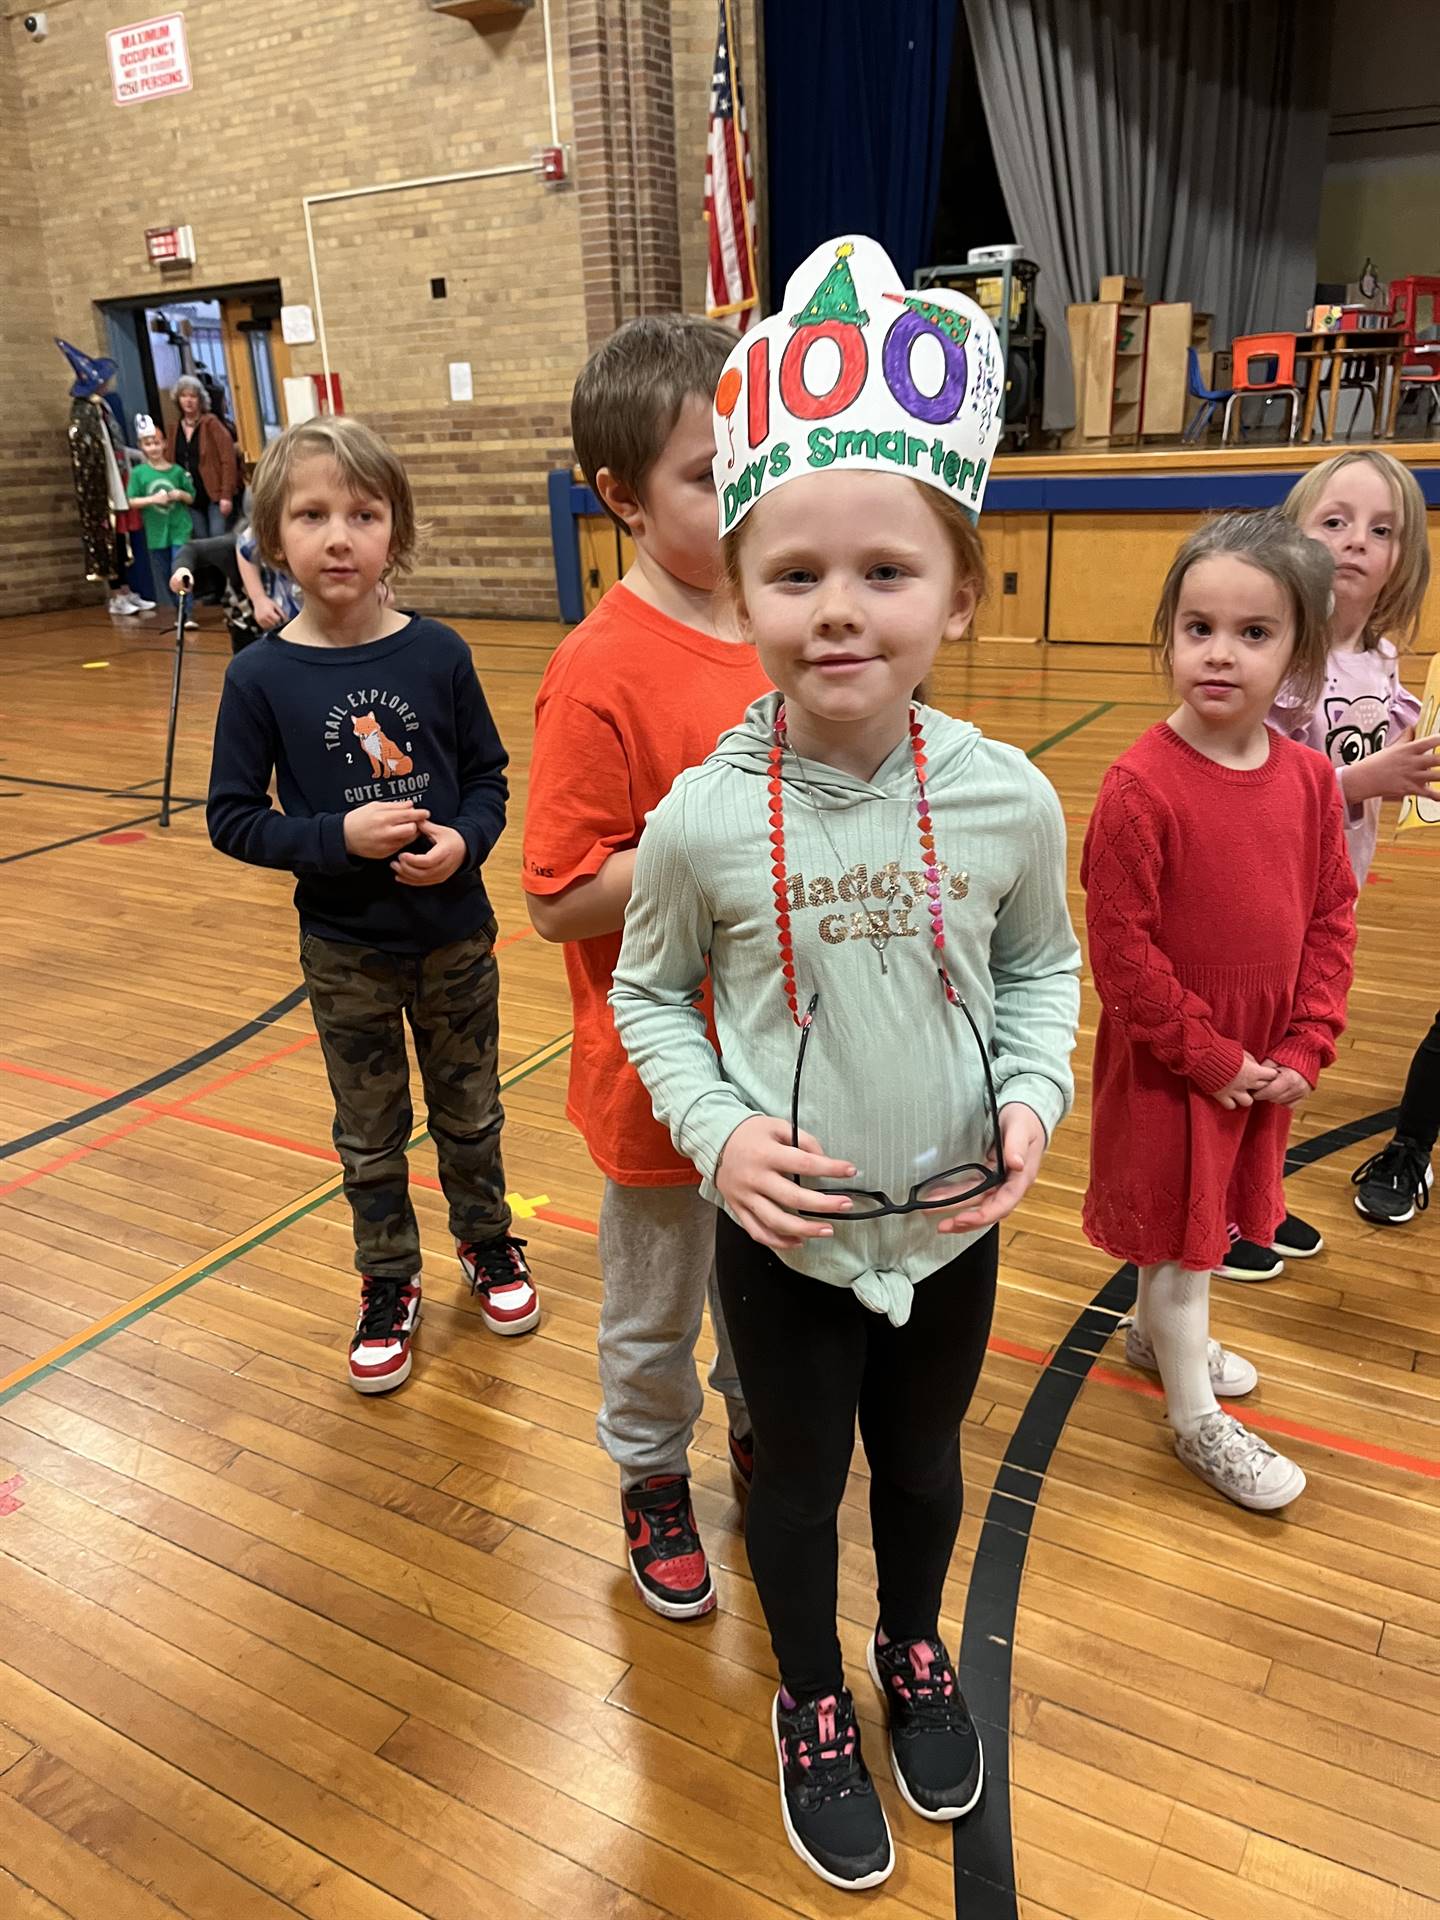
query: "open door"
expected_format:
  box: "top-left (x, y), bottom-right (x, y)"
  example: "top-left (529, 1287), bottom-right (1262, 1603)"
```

top-left (221, 297), bottom-right (293, 474)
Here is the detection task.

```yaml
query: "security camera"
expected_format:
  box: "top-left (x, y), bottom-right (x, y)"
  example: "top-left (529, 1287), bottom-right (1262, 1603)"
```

top-left (23, 13), bottom-right (50, 38)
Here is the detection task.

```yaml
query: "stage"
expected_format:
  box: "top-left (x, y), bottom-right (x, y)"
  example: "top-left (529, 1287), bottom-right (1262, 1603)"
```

top-left (552, 435), bottom-right (1440, 647)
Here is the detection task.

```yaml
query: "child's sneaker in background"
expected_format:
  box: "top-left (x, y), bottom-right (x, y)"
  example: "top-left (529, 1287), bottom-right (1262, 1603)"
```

top-left (1352, 1138), bottom-right (1433, 1225)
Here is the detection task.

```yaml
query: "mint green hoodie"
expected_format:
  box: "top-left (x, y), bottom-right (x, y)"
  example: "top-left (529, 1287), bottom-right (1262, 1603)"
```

top-left (610, 692), bottom-right (1081, 1324)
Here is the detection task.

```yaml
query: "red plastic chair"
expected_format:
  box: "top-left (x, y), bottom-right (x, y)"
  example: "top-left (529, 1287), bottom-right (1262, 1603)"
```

top-left (1223, 332), bottom-right (1302, 443)
top-left (1389, 276), bottom-right (1440, 428)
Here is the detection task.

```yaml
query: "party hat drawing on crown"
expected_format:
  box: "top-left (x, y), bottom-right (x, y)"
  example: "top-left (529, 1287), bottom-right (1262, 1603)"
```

top-left (712, 236), bottom-right (1004, 535)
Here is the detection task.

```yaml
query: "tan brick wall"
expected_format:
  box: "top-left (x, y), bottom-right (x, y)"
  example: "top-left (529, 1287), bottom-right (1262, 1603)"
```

top-left (0, 25), bottom-right (89, 617)
top-left (1, 0), bottom-right (761, 620)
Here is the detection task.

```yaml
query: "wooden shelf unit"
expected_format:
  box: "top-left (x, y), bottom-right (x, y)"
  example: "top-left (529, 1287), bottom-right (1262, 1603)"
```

top-left (1067, 302), bottom-right (1150, 445)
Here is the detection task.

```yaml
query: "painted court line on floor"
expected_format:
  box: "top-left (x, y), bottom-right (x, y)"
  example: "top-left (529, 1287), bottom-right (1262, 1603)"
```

top-left (0, 1027), bottom-right (574, 1409)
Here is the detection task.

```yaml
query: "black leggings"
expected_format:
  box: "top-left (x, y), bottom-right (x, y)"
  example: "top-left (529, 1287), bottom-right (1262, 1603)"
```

top-left (1397, 1010), bottom-right (1440, 1154)
top-left (715, 1213), bottom-right (998, 1700)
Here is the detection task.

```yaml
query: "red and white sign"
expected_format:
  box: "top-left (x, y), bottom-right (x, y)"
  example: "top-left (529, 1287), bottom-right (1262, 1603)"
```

top-left (145, 224), bottom-right (194, 264)
top-left (108, 13), bottom-right (192, 107)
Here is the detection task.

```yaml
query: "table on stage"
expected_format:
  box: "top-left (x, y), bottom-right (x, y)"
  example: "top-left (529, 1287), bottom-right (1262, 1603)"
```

top-left (1295, 326), bottom-right (1407, 443)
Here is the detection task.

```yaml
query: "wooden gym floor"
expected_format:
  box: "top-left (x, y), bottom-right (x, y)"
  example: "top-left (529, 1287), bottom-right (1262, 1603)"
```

top-left (1, 605), bottom-right (1437, 1920)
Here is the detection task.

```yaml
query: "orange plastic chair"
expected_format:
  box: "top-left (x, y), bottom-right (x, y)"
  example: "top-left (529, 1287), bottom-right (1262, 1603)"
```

top-left (1223, 332), bottom-right (1302, 443)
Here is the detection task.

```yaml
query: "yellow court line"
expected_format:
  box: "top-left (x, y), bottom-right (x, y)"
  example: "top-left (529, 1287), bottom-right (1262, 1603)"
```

top-left (0, 1029), bottom-right (573, 1405)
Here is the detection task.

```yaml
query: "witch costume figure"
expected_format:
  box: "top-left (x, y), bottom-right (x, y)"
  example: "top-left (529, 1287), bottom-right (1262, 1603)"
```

top-left (57, 338), bottom-right (154, 616)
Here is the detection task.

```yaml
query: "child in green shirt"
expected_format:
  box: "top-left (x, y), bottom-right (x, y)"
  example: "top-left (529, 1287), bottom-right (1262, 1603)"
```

top-left (127, 416), bottom-right (194, 611)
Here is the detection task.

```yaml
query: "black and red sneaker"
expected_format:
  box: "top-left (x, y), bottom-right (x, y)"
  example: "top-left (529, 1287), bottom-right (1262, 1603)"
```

top-left (728, 1427), bottom-right (754, 1496)
top-left (348, 1274), bottom-right (421, 1394)
top-left (458, 1235), bottom-right (539, 1336)
top-left (622, 1474), bottom-right (715, 1619)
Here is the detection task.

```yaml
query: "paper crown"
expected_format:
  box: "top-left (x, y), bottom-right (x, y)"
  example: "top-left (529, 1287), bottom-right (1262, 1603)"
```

top-left (134, 414), bottom-right (158, 439)
top-left (711, 236), bottom-right (1004, 535)
top-left (55, 337), bottom-right (118, 399)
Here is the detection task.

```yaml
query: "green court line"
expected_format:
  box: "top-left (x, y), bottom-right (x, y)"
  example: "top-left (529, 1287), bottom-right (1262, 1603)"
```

top-left (1026, 700), bottom-right (1116, 759)
top-left (3, 693), bottom-right (1117, 1409)
top-left (0, 1030), bottom-right (572, 1409)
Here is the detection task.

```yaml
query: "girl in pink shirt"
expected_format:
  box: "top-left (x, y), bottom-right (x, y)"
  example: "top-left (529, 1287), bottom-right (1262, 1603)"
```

top-left (1223, 452), bottom-right (1437, 1283)
top-left (1272, 451), bottom-right (1434, 889)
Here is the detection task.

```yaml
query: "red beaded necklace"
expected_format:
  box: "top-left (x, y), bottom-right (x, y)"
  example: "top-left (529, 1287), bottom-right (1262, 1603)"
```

top-left (767, 703), bottom-right (962, 1028)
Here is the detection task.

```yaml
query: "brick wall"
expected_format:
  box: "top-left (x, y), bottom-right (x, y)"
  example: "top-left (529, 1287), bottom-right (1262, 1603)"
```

top-left (1, 0), bottom-right (763, 620)
top-left (0, 30), bottom-right (88, 617)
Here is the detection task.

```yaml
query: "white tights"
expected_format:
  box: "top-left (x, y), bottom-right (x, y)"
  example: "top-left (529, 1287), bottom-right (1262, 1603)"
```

top-left (1135, 1261), bottom-right (1220, 1439)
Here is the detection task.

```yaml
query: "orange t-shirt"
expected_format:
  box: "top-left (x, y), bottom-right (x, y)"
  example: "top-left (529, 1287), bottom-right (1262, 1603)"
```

top-left (522, 582), bottom-right (771, 1185)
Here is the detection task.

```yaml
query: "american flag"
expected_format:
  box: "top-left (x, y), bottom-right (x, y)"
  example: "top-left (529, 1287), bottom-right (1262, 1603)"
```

top-left (704, 0), bottom-right (758, 332)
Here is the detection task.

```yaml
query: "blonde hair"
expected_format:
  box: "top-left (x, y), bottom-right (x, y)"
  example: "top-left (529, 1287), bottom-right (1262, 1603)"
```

top-left (720, 480), bottom-right (988, 607)
top-left (1282, 450), bottom-right (1430, 651)
top-left (249, 416), bottom-right (419, 575)
top-left (1152, 509), bottom-right (1334, 714)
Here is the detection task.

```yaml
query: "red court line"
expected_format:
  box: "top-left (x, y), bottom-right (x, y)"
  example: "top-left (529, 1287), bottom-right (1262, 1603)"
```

top-left (0, 1059), bottom-right (116, 1099)
top-left (0, 1027), bottom-right (323, 1198)
top-left (0, 928), bottom-right (540, 1197)
top-left (442, 1202), bottom-right (1440, 1481)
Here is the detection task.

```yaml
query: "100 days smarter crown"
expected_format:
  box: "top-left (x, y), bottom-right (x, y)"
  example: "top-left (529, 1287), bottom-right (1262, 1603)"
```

top-left (711, 234), bottom-right (1005, 534)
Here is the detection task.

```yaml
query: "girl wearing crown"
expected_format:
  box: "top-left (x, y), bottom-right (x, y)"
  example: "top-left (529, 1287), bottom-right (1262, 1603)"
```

top-left (611, 237), bottom-right (1080, 1891)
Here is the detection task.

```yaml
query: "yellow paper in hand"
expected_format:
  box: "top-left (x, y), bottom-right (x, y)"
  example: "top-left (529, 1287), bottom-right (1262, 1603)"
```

top-left (1398, 651), bottom-right (1440, 831)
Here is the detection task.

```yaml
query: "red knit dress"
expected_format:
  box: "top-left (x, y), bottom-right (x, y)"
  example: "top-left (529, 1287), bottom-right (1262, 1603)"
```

top-left (1082, 724), bottom-right (1356, 1272)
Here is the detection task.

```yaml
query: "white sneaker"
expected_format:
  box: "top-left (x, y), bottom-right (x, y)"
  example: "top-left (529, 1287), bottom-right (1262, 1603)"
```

top-left (1122, 1318), bottom-right (1257, 1396)
top-left (1174, 1410), bottom-right (1305, 1511)
top-left (108, 592), bottom-right (142, 615)
top-left (183, 617), bottom-right (199, 630)
top-left (128, 592), bottom-right (157, 611)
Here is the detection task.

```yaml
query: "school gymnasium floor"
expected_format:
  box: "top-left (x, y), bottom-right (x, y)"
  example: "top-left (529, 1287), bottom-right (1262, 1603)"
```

top-left (1, 604), bottom-right (1437, 1920)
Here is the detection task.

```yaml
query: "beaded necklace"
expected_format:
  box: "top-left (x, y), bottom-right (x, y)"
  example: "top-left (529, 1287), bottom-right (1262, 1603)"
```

top-left (767, 703), bottom-right (964, 1028)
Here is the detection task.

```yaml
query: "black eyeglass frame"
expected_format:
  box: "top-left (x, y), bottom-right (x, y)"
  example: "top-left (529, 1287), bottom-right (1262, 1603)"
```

top-left (787, 978), bottom-right (1007, 1221)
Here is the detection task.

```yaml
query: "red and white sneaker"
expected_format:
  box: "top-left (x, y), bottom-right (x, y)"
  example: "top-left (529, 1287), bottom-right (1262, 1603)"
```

top-left (348, 1274), bottom-right (421, 1393)
top-left (458, 1234), bottom-right (540, 1335)
top-left (622, 1474), bottom-right (716, 1619)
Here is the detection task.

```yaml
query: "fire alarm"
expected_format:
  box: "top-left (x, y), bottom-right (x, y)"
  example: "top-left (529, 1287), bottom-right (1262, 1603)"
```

top-left (532, 145), bottom-right (566, 186)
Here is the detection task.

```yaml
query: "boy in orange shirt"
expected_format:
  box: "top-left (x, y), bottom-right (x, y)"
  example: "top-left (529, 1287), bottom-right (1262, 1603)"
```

top-left (524, 317), bottom-right (769, 1618)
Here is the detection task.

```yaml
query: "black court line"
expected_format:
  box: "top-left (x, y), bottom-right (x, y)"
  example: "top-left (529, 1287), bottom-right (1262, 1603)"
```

top-left (0, 982), bottom-right (311, 1161)
top-left (0, 799), bottom-right (203, 864)
top-left (950, 1104), bottom-right (1397, 1915)
top-left (0, 772), bottom-right (204, 803)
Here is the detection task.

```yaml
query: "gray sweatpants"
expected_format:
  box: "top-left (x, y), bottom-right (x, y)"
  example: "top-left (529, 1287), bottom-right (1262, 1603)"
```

top-left (596, 1180), bottom-right (748, 1485)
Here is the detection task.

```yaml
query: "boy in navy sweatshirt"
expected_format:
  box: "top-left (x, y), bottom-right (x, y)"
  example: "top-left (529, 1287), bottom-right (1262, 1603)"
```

top-left (207, 417), bottom-right (539, 1393)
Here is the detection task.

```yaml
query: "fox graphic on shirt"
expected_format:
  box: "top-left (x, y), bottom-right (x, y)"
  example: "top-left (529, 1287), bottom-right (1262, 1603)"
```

top-left (352, 710), bottom-right (413, 778)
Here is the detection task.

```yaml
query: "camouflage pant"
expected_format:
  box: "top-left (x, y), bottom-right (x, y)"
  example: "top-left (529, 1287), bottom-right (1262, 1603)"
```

top-left (300, 925), bottom-right (512, 1279)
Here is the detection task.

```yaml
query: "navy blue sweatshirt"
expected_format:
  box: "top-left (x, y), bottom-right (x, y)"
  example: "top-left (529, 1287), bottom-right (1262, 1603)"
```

top-left (207, 616), bottom-right (508, 952)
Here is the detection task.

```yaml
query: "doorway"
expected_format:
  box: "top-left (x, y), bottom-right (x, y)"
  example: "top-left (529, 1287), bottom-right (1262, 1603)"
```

top-left (100, 280), bottom-right (292, 476)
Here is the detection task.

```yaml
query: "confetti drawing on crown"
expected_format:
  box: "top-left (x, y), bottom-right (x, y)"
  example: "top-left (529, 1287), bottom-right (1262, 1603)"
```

top-left (712, 235), bottom-right (1004, 534)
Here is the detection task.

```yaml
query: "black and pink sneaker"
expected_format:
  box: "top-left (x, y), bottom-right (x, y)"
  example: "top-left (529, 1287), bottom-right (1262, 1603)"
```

top-left (867, 1630), bottom-right (983, 1820)
top-left (772, 1686), bottom-right (893, 1890)
top-left (458, 1235), bottom-right (539, 1335)
top-left (621, 1474), bottom-right (715, 1619)
top-left (348, 1274), bottom-right (421, 1394)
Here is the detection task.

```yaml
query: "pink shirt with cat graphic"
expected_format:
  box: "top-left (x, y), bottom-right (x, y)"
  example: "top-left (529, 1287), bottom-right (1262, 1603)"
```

top-left (1268, 637), bottom-right (1421, 886)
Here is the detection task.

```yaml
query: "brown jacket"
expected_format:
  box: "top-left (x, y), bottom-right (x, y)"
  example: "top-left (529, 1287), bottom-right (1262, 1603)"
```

top-left (167, 412), bottom-right (240, 507)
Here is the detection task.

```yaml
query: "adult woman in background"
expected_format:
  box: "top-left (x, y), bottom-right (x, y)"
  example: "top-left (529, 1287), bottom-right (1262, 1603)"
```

top-left (167, 373), bottom-right (240, 537)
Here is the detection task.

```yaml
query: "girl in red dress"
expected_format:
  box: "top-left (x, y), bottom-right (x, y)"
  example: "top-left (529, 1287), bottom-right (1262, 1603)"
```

top-left (1083, 512), bottom-right (1357, 1511)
